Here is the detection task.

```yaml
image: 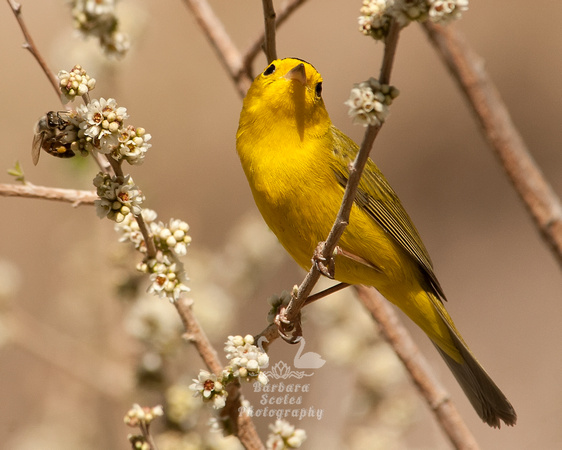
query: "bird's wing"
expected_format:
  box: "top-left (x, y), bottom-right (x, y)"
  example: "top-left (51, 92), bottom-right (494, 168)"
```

top-left (330, 126), bottom-right (446, 300)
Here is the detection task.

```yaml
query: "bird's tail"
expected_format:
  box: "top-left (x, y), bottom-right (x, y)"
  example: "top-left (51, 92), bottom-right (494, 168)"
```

top-left (429, 295), bottom-right (517, 427)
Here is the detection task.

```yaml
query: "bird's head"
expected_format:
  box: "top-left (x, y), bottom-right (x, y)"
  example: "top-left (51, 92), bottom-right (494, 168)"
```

top-left (242, 58), bottom-right (331, 139)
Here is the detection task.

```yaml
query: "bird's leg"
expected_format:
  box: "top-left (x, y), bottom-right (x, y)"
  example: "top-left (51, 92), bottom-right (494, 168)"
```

top-left (304, 282), bottom-right (351, 306)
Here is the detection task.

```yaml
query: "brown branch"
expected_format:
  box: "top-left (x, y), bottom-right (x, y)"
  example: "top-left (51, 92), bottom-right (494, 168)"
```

top-left (7, 0), bottom-right (60, 98)
top-left (1, 175), bottom-right (158, 258)
top-left (143, 426), bottom-right (159, 450)
top-left (0, 182), bottom-right (97, 205)
top-left (182, 0), bottom-right (310, 93)
top-left (109, 158), bottom-right (157, 259)
top-left (355, 286), bottom-right (480, 449)
top-left (241, 0), bottom-right (308, 78)
top-left (174, 298), bottom-right (223, 374)
top-left (260, 0), bottom-right (277, 62)
top-left (181, 0), bottom-right (251, 97)
top-left (281, 20), bottom-right (401, 332)
top-left (423, 22), bottom-right (562, 267)
top-left (174, 298), bottom-right (264, 450)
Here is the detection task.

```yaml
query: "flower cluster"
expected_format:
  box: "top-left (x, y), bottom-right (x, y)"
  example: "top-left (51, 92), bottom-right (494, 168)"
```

top-left (428, 0), bottom-right (469, 23)
top-left (266, 419), bottom-right (307, 449)
top-left (359, 0), bottom-right (469, 40)
top-left (115, 208), bottom-right (157, 252)
top-left (93, 172), bottom-right (143, 222)
top-left (124, 404), bottom-right (163, 450)
top-left (58, 65), bottom-right (96, 104)
top-left (76, 97), bottom-right (128, 155)
top-left (345, 78), bottom-right (399, 127)
top-left (358, 0), bottom-right (391, 40)
top-left (139, 254), bottom-right (190, 302)
top-left (116, 125), bottom-right (152, 165)
top-left (45, 72), bottom-right (152, 164)
top-left (224, 334), bottom-right (269, 385)
top-left (124, 403), bottom-right (164, 428)
top-left (151, 218), bottom-right (192, 257)
top-left (127, 435), bottom-right (149, 450)
top-left (189, 370), bottom-right (228, 410)
top-left (70, 0), bottom-right (130, 58)
top-left (115, 209), bottom-right (191, 302)
top-left (75, 97), bottom-right (151, 164)
top-left (189, 335), bottom-right (269, 411)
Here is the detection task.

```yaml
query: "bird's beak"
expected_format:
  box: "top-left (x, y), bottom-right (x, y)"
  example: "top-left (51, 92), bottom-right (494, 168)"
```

top-left (284, 63), bottom-right (306, 86)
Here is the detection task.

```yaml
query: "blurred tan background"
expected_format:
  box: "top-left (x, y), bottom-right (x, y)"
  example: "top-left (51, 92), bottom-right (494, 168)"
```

top-left (1, 0), bottom-right (561, 448)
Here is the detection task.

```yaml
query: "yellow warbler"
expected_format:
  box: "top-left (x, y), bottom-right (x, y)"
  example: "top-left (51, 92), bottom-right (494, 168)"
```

top-left (236, 58), bottom-right (516, 427)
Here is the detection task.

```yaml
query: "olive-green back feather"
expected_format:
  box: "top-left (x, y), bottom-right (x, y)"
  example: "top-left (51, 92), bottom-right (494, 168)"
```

top-left (330, 126), bottom-right (446, 300)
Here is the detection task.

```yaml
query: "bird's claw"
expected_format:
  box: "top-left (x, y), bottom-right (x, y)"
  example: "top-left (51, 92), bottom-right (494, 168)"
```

top-left (274, 306), bottom-right (302, 343)
top-left (313, 241), bottom-right (336, 279)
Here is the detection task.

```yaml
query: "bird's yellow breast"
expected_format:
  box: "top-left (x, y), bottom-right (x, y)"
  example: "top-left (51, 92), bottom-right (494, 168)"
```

top-left (237, 119), bottom-right (413, 291)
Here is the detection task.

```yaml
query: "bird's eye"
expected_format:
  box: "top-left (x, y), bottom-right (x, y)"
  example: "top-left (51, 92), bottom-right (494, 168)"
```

top-left (315, 82), bottom-right (323, 98)
top-left (263, 64), bottom-right (276, 76)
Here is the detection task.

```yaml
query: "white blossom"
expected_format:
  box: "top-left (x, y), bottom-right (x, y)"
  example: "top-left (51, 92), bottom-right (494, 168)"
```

top-left (58, 64), bottom-right (96, 104)
top-left (152, 218), bottom-right (192, 256)
top-left (124, 403), bottom-right (164, 427)
top-left (225, 335), bottom-right (269, 385)
top-left (70, 0), bottom-right (130, 58)
top-left (76, 98), bottom-right (128, 153)
top-left (266, 420), bottom-right (307, 449)
top-left (189, 370), bottom-right (228, 409)
top-left (93, 172), bottom-right (143, 222)
top-left (428, 0), bottom-right (469, 23)
top-left (117, 125), bottom-right (151, 165)
top-left (358, 0), bottom-right (468, 40)
top-left (141, 254), bottom-right (190, 302)
top-left (345, 78), bottom-right (399, 127)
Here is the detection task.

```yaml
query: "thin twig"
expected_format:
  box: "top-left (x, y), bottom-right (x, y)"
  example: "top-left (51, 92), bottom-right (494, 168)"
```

top-left (241, 0), bottom-right (308, 78)
top-left (0, 179), bottom-right (157, 259)
top-left (182, 0), bottom-right (308, 90)
top-left (0, 183), bottom-right (97, 205)
top-left (181, 0), bottom-right (251, 97)
top-left (254, 282), bottom-right (350, 347)
top-left (7, 0), bottom-right (60, 97)
top-left (261, 0), bottom-right (277, 62)
top-left (355, 285), bottom-right (480, 450)
top-left (174, 298), bottom-right (223, 374)
top-left (142, 424), bottom-right (159, 450)
top-left (109, 158), bottom-right (157, 258)
top-left (379, 19), bottom-right (400, 84)
top-left (282, 20), bottom-right (401, 330)
top-left (423, 22), bottom-right (562, 267)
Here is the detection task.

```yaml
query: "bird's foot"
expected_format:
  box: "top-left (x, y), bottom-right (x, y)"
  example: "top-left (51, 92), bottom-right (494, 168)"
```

top-left (275, 305), bottom-right (302, 343)
top-left (313, 241), bottom-right (336, 279)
